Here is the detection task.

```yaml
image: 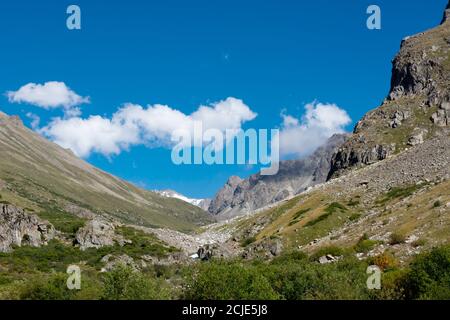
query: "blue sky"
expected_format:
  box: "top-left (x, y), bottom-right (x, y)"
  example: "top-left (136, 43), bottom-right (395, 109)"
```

top-left (0, 0), bottom-right (447, 198)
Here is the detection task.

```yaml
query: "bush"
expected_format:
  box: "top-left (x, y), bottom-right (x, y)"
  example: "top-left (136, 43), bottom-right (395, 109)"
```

top-left (102, 266), bottom-right (172, 300)
top-left (240, 237), bottom-right (257, 247)
top-left (183, 261), bottom-right (279, 300)
top-left (349, 213), bottom-right (362, 221)
top-left (389, 232), bottom-right (406, 245)
top-left (370, 252), bottom-right (398, 271)
top-left (19, 272), bottom-right (103, 300)
top-left (403, 245), bottom-right (450, 300)
top-left (369, 269), bottom-right (408, 300)
top-left (354, 239), bottom-right (379, 253)
top-left (262, 256), bottom-right (370, 300)
top-left (36, 210), bottom-right (86, 236)
top-left (433, 200), bottom-right (442, 208)
top-left (411, 238), bottom-right (427, 248)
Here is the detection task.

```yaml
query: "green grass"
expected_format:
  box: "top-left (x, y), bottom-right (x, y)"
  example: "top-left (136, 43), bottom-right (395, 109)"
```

top-left (305, 202), bottom-right (347, 227)
top-left (377, 184), bottom-right (424, 206)
top-left (389, 232), bottom-right (407, 245)
top-left (36, 210), bottom-right (86, 236)
top-left (354, 239), bottom-right (379, 253)
top-left (349, 213), bottom-right (362, 221)
top-left (240, 236), bottom-right (257, 247)
top-left (288, 208), bottom-right (311, 226)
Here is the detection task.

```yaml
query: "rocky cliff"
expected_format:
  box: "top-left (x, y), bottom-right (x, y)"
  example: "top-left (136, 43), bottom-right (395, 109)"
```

top-left (0, 204), bottom-right (55, 253)
top-left (208, 134), bottom-right (349, 219)
top-left (329, 3), bottom-right (450, 178)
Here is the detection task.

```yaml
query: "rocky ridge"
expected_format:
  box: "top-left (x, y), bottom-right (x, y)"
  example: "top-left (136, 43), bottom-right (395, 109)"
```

top-left (208, 134), bottom-right (349, 219)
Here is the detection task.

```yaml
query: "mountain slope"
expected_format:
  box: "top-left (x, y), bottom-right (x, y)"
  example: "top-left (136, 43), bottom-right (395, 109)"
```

top-left (219, 4), bottom-right (450, 261)
top-left (329, 6), bottom-right (450, 178)
top-left (207, 134), bottom-right (349, 219)
top-left (0, 112), bottom-right (213, 232)
top-left (228, 135), bottom-right (449, 261)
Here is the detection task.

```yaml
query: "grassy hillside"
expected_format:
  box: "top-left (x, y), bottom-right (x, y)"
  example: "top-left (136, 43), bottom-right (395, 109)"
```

top-left (0, 112), bottom-right (213, 232)
top-left (229, 135), bottom-right (450, 262)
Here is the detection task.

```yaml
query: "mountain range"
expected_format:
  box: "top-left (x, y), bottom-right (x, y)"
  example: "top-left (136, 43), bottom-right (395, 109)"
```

top-left (0, 0), bottom-right (449, 290)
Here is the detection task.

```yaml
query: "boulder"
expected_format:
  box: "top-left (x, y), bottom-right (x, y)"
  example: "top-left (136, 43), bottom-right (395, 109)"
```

top-left (197, 244), bottom-right (214, 261)
top-left (0, 204), bottom-right (55, 252)
top-left (75, 218), bottom-right (130, 251)
top-left (408, 128), bottom-right (428, 146)
top-left (100, 254), bottom-right (140, 272)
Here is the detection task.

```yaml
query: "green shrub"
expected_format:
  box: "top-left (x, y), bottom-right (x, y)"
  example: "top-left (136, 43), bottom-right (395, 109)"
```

top-left (349, 213), bottom-right (362, 221)
top-left (369, 252), bottom-right (398, 271)
top-left (240, 237), bottom-right (257, 247)
top-left (377, 184), bottom-right (423, 205)
top-left (262, 256), bottom-right (370, 300)
top-left (19, 272), bottom-right (103, 300)
top-left (102, 266), bottom-right (172, 300)
top-left (354, 239), bottom-right (379, 253)
top-left (403, 245), bottom-right (450, 300)
top-left (389, 232), bottom-right (407, 245)
top-left (271, 251), bottom-right (308, 265)
top-left (411, 238), bottom-right (427, 248)
top-left (36, 210), bottom-right (86, 236)
top-left (183, 261), bottom-right (279, 300)
top-left (433, 200), bottom-right (442, 208)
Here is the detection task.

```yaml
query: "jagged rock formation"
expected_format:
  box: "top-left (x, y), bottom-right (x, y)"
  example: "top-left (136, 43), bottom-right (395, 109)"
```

top-left (208, 134), bottom-right (349, 219)
top-left (329, 3), bottom-right (450, 178)
top-left (75, 218), bottom-right (131, 251)
top-left (0, 204), bottom-right (55, 252)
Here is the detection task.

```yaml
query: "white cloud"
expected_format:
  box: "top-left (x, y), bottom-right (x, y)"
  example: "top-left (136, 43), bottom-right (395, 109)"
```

top-left (279, 101), bottom-right (351, 157)
top-left (40, 97), bottom-right (257, 158)
top-left (6, 81), bottom-right (90, 115)
top-left (26, 112), bottom-right (40, 130)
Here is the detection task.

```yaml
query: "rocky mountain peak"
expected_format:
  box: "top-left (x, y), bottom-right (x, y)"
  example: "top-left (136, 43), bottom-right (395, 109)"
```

top-left (208, 134), bottom-right (349, 218)
top-left (328, 8), bottom-right (450, 178)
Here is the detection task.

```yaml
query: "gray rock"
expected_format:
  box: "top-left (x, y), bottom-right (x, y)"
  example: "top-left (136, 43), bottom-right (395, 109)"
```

top-left (318, 254), bottom-right (341, 264)
top-left (100, 254), bottom-right (140, 272)
top-left (329, 144), bottom-right (395, 179)
top-left (408, 128), bottom-right (428, 146)
top-left (431, 102), bottom-right (450, 127)
top-left (197, 244), bottom-right (214, 261)
top-left (75, 218), bottom-right (130, 251)
top-left (0, 204), bottom-right (55, 252)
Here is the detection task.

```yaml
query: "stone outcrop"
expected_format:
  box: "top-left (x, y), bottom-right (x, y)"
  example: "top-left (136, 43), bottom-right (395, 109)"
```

top-left (208, 134), bottom-right (349, 218)
top-left (242, 238), bottom-right (283, 260)
top-left (100, 254), bottom-right (141, 272)
top-left (0, 204), bottom-right (55, 252)
top-left (75, 218), bottom-right (131, 251)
